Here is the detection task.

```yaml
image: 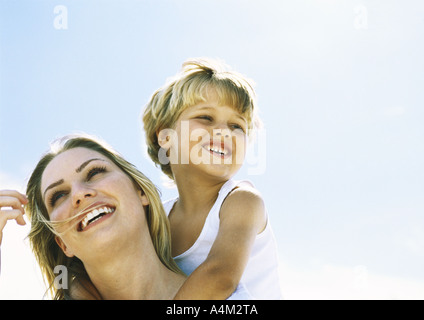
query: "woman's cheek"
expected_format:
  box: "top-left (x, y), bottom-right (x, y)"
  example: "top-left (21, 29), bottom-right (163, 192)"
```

top-left (101, 173), bottom-right (138, 195)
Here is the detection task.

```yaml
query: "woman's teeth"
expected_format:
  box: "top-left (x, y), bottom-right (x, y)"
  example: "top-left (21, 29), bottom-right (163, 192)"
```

top-left (80, 206), bottom-right (115, 231)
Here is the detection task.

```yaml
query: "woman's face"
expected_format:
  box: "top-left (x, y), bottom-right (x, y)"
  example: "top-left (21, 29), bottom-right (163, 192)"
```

top-left (40, 147), bottom-right (149, 260)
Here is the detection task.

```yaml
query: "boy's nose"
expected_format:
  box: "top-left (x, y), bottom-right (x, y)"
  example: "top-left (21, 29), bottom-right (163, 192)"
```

top-left (213, 126), bottom-right (231, 138)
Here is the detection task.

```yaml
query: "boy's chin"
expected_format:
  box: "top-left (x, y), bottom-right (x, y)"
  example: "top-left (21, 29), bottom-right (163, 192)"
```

top-left (191, 161), bottom-right (241, 179)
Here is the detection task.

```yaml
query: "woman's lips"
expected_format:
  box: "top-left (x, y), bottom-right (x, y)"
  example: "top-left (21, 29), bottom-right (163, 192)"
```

top-left (76, 203), bottom-right (116, 232)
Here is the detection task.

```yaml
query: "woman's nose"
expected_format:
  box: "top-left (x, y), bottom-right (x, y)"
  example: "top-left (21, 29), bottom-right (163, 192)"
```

top-left (72, 184), bottom-right (96, 207)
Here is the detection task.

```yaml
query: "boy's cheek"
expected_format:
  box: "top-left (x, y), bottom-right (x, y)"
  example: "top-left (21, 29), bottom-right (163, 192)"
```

top-left (232, 134), bottom-right (247, 151)
top-left (233, 140), bottom-right (247, 166)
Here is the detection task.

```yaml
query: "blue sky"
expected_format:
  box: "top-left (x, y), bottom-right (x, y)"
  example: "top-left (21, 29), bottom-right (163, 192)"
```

top-left (1, 0), bottom-right (423, 299)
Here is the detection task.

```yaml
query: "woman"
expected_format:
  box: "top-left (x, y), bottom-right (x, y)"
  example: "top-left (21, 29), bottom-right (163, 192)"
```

top-left (0, 134), bottom-right (186, 299)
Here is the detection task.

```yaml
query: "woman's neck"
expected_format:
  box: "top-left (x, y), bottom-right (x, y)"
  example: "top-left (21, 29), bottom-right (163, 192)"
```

top-left (83, 237), bottom-right (185, 299)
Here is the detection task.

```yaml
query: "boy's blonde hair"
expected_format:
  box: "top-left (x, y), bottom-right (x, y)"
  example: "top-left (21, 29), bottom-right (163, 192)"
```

top-left (142, 57), bottom-right (261, 180)
top-left (26, 134), bottom-right (182, 300)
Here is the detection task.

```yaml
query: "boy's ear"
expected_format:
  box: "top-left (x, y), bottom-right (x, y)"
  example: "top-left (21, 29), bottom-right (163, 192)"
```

top-left (55, 236), bottom-right (75, 258)
top-left (157, 129), bottom-right (171, 148)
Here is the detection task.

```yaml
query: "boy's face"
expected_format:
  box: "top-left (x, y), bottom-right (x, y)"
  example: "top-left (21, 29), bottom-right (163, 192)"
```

top-left (165, 91), bottom-right (248, 181)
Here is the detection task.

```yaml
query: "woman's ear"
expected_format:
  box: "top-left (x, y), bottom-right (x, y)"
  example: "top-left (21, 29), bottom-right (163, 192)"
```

top-left (55, 236), bottom-right (75, 258)
top-left (138, 191), bottom-right (150, 206)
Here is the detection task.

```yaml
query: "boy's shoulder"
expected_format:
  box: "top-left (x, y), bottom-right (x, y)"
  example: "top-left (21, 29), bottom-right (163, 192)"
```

top-left (224, 184), bottom-right (265, 213)
top-left (162, 197), bottom-right (178, 217)
top-left (225, 179), bottom-right (263, 203)
top-left (220, 182), bottom-right (266, 233)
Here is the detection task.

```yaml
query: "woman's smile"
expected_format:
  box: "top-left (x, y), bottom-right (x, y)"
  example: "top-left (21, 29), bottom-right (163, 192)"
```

top-left (40, 147), bottom-right (151, 261)
top-left (77, 202), bottom-right (116, 232)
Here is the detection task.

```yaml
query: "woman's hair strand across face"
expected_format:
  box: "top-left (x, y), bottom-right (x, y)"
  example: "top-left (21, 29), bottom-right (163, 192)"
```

top-left (25, 133), bottom-right (182, 300)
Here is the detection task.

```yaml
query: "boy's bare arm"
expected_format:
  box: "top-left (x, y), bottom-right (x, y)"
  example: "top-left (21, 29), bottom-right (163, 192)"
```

top-left (173, 188), bottom-right (267, 300)
top-left (68, 277), bottom-right (102, 300)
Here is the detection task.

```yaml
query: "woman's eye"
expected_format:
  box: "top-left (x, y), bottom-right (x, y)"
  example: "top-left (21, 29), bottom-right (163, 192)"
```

top-left (87, 166), bottom-right (107, 181)
top-left (49, 191), bottom-right (67, 207)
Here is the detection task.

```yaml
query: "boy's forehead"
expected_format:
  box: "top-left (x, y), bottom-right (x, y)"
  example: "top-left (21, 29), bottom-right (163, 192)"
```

top-left (192, 86), bottom-right (244, 109)
top-left (202, 85), bottom-right (220, 101)
top-left (185, 101), bottom-right (243, 115)
top-left (176, 83), bottom-right (253, 125)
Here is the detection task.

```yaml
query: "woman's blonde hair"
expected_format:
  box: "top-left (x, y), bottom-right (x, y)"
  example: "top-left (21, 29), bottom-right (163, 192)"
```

top-left (142, 57), bottom-right (261, 180)
top-left (25, 133), bottom-right (182, 300)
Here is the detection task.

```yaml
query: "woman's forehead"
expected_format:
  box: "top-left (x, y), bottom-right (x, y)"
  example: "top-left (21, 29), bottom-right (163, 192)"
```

top-left (41, 148), bottom-right (108, 189)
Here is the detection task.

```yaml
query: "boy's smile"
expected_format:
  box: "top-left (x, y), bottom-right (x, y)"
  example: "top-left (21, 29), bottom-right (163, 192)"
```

top-left (167, 93), bottom-right (248, 180)
top-left (202, 138), bottom-right (232, 159)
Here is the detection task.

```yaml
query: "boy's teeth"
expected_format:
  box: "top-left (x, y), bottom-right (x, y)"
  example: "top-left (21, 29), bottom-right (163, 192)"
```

top-left (208, 146), bottom-right (227, 155)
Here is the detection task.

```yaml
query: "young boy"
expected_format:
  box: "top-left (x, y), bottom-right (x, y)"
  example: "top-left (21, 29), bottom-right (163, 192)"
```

top-left (143, 58), bottom-right (282, 299)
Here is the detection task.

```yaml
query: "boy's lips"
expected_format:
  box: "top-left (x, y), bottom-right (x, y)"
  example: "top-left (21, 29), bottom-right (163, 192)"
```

top-left (202, 140), bottom-right (232, 158)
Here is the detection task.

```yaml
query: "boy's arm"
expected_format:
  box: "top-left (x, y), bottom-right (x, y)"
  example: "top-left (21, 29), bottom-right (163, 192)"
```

top-left (173, 187), bottom-right (267, 300)
top-left (68, 277), bottom-right (102, 300)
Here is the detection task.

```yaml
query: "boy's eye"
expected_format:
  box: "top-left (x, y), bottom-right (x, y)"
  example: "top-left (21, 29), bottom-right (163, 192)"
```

top-left (230, 123), bottom-right (246, 133)
top-left (197, 115), bottom-right (212, 121)
top-left (87, 166), bottom-right (107, 181)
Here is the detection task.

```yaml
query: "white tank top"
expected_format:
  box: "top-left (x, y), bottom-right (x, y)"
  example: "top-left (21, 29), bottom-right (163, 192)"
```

top-left (163, 179), bottom-right (282, 299)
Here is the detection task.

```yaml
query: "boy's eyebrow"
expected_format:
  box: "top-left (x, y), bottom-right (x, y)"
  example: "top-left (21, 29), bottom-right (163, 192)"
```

top-left (194, 105), bottom-right (214, 112)
top-left (235, 114), bottom-right (248, 122)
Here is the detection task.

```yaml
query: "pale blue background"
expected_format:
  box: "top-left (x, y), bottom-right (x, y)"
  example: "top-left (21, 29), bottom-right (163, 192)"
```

top-left (1, 0), bottom-right (423, 299)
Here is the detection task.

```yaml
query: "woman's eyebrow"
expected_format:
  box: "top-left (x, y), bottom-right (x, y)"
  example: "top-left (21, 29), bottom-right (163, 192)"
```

top-left (75, 158), bottom-right (105, 173)
top-left (43, 158), bottom-right (106, 199)
top-left (43, 179), bottom-right (64, 199)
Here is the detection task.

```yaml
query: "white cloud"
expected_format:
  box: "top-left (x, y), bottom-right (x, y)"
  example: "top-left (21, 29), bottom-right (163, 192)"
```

top-left (2, 237), bottom-right (424, 300)
top-left (2, 167), bottom-right (422, 300)
top-left (384, 106), bottom-right (406, 117)
top-left (0, 171), bottom-right (46, 299)
top-left (0, 222), bottom-right (46, 299)
top-left (278, 260), bottom-right (424, 300)
top-left (0, 171), bottom-right (25, 193)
